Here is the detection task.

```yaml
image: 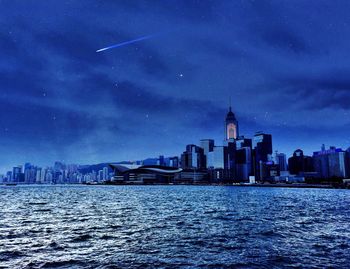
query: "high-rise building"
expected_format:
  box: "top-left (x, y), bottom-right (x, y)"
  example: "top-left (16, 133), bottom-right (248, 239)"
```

top-left (274, 151), bottom-right (287, 172)
top-left (181, 144), bottom-right (205, 170)
top-left (207, 146), bottom-right (227, 169)
top-left (54, 161), bottom-right (65, 171)
top-left (236, 147), bottom-right (252, 181)
top-left (103, 167), bottom-right (109, 181)
top-left (36, 168), bottom-right (42, 183)
top-left (313, 146), bottom-right (350, 179)
top-left (236, 136), bottom-right (252, 149)
top-left (24, 165), bottom-right (37, 184)
top-left (169, 156), bottom-right (179, 168)
top-left (40, 168), bottom-right (47, 183)
top-left (225, 106), bottom-right (239, 141)
top-left (288, 149), bottom-right (314, 175)
top-left (200, 139), bottom-right (214, 168)
top-left (6, 171), bottom-right (12, 182)
top-left (12, 166), bottom-right (22, 182)
top-left (225, 141), bottom-right (236, 179)
top-left (98, 170), bottom-right (103, 182)
top-left (253, 132), bottom-right (272, 181)
top-left (200, 139), bottom-right (214, 155)
top-left (157, 155), bottom-right (165, 166)
top-left (46, 170), bottom-right (53, 183)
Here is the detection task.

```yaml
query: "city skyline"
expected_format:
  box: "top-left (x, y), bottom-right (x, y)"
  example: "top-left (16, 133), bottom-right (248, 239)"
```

top-left (2, 1), bottom-right (350, 173)
top-left (0, 102), bottom-right (347, 174)
top-left (2, 105), bottom-right (349, 184)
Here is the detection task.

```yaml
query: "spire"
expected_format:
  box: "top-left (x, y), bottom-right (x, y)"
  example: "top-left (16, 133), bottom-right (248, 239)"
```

top-left (229, 96), bottom-right (232, 112)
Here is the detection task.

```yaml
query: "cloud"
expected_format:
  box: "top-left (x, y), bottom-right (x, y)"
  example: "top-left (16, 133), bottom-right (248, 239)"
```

top-left (277, 70), bottom-right (350, 110)
top-left (1, 0), bottom-right (350, 171)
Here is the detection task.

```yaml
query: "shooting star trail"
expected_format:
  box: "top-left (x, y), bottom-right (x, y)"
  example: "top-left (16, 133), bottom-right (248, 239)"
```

top-left (96, 34), bottom-right (156, 52)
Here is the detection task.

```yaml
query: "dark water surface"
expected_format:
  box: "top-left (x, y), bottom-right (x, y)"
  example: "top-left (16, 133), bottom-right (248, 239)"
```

top-left (0, 185), bottom-right (349, 268)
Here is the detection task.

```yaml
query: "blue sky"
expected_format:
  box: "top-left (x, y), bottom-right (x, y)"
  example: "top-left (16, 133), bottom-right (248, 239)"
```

top-left (1, 0), bottom-right (350, 172)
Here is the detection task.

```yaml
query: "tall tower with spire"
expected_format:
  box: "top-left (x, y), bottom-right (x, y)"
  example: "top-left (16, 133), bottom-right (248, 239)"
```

top-left (225, 105), bottom-right (239, 140)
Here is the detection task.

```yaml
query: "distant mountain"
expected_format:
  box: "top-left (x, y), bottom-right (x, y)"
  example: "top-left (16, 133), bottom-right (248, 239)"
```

top-left (78, 161), bottom-right (135, 174)
top-left (77, 157), bottom-right (169, 174)
top-left (142, 158), bottom-right (159, 165)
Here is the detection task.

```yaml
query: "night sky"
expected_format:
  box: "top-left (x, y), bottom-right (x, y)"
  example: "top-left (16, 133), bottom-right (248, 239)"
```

top-left (1, 0), bottom-right (350, 172)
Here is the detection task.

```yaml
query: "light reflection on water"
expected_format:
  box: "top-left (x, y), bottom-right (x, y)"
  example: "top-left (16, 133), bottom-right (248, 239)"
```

top-left (0, 185), bottom-right (349, 268)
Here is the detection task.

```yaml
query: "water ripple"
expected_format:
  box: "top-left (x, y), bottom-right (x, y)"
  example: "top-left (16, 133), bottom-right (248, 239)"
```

top-left (0, 185), bottom-right (349, 268)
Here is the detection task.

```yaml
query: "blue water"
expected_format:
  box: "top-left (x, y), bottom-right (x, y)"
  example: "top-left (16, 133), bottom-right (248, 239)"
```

top-left (0, 185), bottom-right (349, 268)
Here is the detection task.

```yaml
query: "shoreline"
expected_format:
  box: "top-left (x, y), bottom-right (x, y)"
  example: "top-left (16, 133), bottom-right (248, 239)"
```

top-left (102, 182), bottom-right (349, 189)
top-left (1, 183), bottom-right (348, 190)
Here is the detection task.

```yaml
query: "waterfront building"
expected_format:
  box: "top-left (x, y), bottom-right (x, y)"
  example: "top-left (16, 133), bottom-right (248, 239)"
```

top-left (103, 167), bottom-right (109, 181)
top-left (46, 170), bottom-right (53, 183)
top-left (288, 149), bottom-right (314, 175)
top-left (98, 170), bottom-right (103, 182)
top-left (253, 132), bottom-right (273, 181)
top-left (180, 144), bottom-right (205, 170)
top-left (263, 162), bottom-right (280, 180)
top-left (54, 161), bottom-right (65, 171)
top-left (200, 139), bottom-right (214, 168)
top-left (200, 139), bottom-right (214, 155)
top-left (13, 165), bottom-right (23, 183)
top-left (168, 156), bottom-right (179, 168)
top-left (274, 151), bottom-right (287, 172)
top-left (236, 146), bottom-right (252, 181)
top-left (25, 165), bottom-right (37, 184)
top-left (6, 171), bottom-right (12, 183)
top-left (36, 168), bottom-right (42, 183)
top-left (223, 141), bottom-right (236, 181)
top-left (313, 146), bottom-right (350, 179)
top-left (157, 155), bottom-right (165, 166)
top-left (177, 170), bottom-right (209, 184)
top-left (40, 168), bottom-right (47, 183)
top-left (110, 164), bottom-right (183, 184)
top-left (207, 146), bottom-right (226, 169)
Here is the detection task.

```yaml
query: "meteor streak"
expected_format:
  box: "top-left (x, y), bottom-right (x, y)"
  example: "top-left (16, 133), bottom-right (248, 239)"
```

top-left (96, 34), bottom-right (156, 52)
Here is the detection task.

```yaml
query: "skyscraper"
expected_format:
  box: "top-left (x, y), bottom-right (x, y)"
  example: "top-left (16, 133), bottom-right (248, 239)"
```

top-left (236, 147), bottom-right (252, 181)
top-left (207, 146), bottom-right (227, 169)
top-left (181, 144), bottom-right (205, 170)
top-left (12, 166), bottom-right (22, 182)
top-left (200, 139), bottom-right (214, 168)
top-left (169, 156), bottom-right (179, 168)
top-left (313, 146), bottom-right (349, 179)
top-left (253, 132), bottom-right (273, 181)
top-left (288, 149), bottom-right (314, 175)
top-left (103, 167), bottom-right (109, 181)
top-left (225, 106), bottom-right (239, 141)
top-left (274, 151), bottom-right (287, 172)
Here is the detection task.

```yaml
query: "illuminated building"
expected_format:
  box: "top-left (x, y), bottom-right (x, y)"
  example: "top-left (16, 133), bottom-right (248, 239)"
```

top-left (225, 106), bottom-right (238, 141)
top-left (109, 164), bottom-right (183, 184)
